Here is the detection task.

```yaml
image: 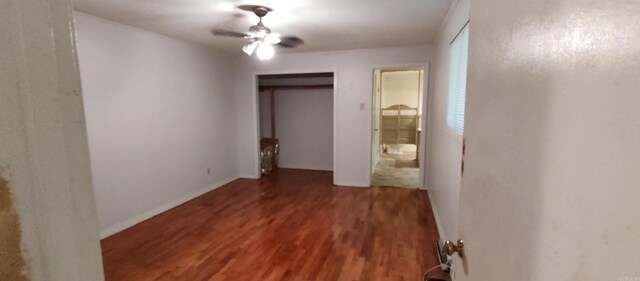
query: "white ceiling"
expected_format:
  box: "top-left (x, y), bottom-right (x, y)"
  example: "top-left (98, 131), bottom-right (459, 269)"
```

top-left (74, 0), bottom-right (452, 54)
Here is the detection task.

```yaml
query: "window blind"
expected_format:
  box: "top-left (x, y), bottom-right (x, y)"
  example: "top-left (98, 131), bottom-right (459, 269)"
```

top-left (447, 25), bottom-right (469, 134)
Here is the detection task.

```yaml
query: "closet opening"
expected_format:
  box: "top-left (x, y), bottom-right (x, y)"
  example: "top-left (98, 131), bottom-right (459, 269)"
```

top-left (257, 72), bottom-right (335, 177)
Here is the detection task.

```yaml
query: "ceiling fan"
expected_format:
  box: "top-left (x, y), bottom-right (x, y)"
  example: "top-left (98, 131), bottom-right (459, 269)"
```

top-left (211, 5), bottom-right (304, 61)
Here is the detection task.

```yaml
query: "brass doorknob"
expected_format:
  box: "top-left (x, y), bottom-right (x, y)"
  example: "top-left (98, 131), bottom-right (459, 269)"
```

top-left (444, 239), bottom-right (465, 258)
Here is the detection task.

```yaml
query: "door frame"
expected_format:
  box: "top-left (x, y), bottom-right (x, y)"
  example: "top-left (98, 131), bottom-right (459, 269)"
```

top-left (368, 63), bottom-right (430, 188)
top-left (251, 69), bottom-right (338, 184)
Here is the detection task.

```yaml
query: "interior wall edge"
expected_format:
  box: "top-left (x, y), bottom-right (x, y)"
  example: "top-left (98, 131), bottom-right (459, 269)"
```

top-left (425, 0), bottom-right (470, 240)
top-left (1, 0), bottom-right (105, 279)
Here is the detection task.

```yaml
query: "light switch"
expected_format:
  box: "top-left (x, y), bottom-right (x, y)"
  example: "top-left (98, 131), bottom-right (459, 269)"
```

top-left (360, 102), bottom-right (365, 110)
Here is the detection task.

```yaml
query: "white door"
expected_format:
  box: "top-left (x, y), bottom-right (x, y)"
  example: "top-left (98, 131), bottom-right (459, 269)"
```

top-left (451, 0), bottom-right (640, 280)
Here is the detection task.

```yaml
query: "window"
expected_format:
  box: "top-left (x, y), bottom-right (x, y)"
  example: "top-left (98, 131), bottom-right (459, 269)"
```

top-left (447, 24), bottom-right (469, 134)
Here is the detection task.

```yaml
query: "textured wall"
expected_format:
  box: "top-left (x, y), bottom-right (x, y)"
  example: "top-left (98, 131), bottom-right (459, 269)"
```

top-left (0, 178), bottom-right (29, 281)
top-left (456, 0), bottom-right (640, 279)
top-left (0, 1), bottom-right (105, 280)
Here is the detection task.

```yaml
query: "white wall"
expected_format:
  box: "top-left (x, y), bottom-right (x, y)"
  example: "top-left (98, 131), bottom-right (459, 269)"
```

top-left (75, 13), bottom-right (239, 238)
top-left (235, 45), bottom-right (434, 186)
top-left (259, 89), bottom-right (334, 171)
top-left (425, 0), bottom-right (470, 240)
top-left (381, 70), bottom-right (424, 111)
top-left (457, 0), bottom-right (640, 279)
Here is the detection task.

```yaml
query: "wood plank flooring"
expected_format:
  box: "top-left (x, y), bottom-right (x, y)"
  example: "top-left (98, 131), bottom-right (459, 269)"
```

top-left (101, 169), bottom-right (448, 281)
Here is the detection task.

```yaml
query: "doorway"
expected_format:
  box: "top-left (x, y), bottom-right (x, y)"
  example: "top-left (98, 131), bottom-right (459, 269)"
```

top-left (371, 68), bottom-right (425, 188)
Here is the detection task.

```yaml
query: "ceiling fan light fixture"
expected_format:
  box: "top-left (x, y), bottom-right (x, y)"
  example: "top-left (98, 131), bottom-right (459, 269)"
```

top-left (249, 20), bottom-right (271, 36)
top-left (242, 41), bottom-right (259, 56)
top-left (211, 5), bottom-right (302, 60)
top-left (264, 33), bottom-right (281, 44)
top-left (256, 43), bottom-right (275, 61)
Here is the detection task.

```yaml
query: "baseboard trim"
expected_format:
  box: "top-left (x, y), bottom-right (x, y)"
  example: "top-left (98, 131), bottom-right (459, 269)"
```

top-left (238, 173), bottom-right (260, 179)
top-left (427, 189), bottom-right (446, 240)
top-left (334, 180), bottom-right (369, 188)
top-left (277, 165), bottom-right (333, 171)
top-left (99, 176), bottom-right (239, 239)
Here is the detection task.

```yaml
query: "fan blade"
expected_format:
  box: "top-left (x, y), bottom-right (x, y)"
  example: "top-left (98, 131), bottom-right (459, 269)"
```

top-left (276, 36), bottom-right (304, 48)
top-left (211, 29), bottom-right (250, 38)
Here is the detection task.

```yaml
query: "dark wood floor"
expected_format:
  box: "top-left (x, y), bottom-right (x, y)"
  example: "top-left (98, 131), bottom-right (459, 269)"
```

top-left (101, 169), bottom-right (448, 281)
